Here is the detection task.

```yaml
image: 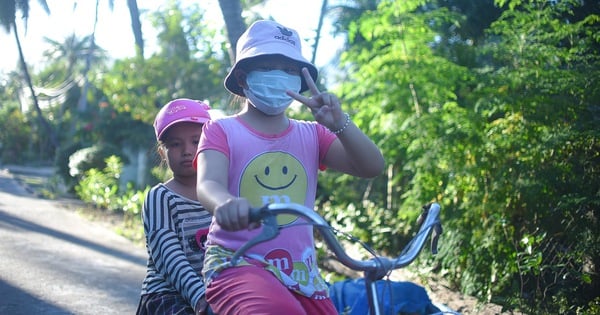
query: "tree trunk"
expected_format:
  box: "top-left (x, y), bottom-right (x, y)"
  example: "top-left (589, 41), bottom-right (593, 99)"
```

top-left (126, 0), bottom-right (144, 58)
top-left (12, 20), bottom-right (59, 151)
top-left (78, 0), bottom-right (100, 113)
top-left (311, 0), bottom-right (328, 64)
top-left (217, 0), bottom-right (246, 65)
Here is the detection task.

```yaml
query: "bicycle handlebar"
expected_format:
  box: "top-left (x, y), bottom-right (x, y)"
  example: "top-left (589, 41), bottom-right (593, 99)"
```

top-left (231, 202), bottom-right (442, 280)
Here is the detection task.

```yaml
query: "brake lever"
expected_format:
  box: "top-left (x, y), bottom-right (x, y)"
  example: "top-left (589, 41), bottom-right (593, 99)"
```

top-left (230, 206), bottom-right (280, 266)
top-left (431, 222), bottom-right (442, 254)
top-left (417, 203), bottom-right (442, 255)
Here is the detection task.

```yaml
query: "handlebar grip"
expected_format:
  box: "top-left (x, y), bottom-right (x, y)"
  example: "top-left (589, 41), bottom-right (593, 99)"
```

top-left (249, 205), bottom-right (269, 223)
top-left (231, 204), bottom-right (279, 265)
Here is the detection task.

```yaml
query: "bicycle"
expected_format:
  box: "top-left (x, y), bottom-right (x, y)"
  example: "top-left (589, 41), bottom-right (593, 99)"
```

top-left (231, 202), bottom-right (447, 315)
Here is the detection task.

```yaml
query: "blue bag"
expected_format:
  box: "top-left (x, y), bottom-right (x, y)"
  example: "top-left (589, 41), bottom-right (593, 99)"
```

top-left (329, 278), bottom-right (441, 315)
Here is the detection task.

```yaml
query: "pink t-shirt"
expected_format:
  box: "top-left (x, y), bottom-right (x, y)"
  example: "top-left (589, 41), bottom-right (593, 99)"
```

top-left (195, 115), bottom-right (336, 298)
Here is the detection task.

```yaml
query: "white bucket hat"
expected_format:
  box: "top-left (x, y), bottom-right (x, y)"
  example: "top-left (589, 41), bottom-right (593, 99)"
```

top-left (224, 20), bottom-right (319, 96)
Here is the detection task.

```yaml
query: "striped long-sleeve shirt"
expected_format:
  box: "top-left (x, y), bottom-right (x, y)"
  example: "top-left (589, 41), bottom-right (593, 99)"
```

top-left (140, 184), bottom-right (212, 309)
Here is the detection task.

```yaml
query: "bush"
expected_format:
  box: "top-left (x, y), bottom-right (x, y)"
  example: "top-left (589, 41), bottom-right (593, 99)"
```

top-left (68, 144), bottom-right (129, 178)
top-left (0, 105), bottom-right (33, 164)
top-left (75, 155), bottom-right (123, 210)
top-left (54, 141), bottom-right (84, 191)
top-left (74, 155), bottom-right (147, 243)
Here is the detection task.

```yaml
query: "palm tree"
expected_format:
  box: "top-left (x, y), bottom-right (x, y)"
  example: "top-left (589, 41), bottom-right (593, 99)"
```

top-left (72, 0), bottom-right (142, 113)
top-left (43, 34), bottom-right (98, 79)
top-left (0, 0), bottom-right (59, 150)
top-left (76, 0), bottom-right (101, 112)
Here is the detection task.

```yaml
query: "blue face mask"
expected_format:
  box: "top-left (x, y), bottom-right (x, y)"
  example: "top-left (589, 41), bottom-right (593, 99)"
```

top-left (243, 70), bottom-right (302, 116)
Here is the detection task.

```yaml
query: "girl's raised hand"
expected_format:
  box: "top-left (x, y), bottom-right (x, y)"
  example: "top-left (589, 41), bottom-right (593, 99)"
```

top-left (287, 68), bottom-right (345, 131)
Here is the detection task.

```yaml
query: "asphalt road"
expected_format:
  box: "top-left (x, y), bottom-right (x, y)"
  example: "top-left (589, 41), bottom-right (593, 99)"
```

top-left (0, 167), bottom-right (146, 314)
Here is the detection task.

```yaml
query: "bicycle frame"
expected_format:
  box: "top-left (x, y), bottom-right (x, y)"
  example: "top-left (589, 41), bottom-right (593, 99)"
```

top-left (233, 202), bottom-right (442, 315)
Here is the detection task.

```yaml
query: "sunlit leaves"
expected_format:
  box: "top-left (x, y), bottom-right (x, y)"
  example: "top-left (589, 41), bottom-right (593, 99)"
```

top-left (323, 0), bottom-right (599, 312)
top-left (99, 2), bottom-right (229, 124)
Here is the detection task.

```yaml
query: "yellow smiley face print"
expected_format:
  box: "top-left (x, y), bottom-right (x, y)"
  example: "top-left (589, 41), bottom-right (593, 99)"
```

top-left (240, 151), bottom-right (307, 225)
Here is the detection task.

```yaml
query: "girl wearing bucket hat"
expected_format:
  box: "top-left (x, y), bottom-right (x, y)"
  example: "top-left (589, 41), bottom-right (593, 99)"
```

top-left (194, 20), bottom-right (385, 314)
top-left (137, 99), bottom-right (213, 315)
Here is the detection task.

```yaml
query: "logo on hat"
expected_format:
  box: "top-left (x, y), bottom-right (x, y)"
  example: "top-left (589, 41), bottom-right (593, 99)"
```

top-left (275, 26), bottom-right (296, 46)
top-left (166, 104), bottom-right (187, 115)
top-left (277, 26), bottom-right (293, 37)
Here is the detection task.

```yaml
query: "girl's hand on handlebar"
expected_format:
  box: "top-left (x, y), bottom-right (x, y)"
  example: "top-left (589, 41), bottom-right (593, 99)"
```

top-left (214, 197), bottom-right (255, 231)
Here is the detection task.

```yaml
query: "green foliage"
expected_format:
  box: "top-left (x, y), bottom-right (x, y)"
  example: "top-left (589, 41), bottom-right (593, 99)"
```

top-left (75, 167), bottom-right (118, 210)
top-left (325, 0), bottom-right (599, 313)
top-left (117, 182), bottom-right (148, 244)
top-left (75, 155), bottom-right (122, 210)
top-left (74, 155), bottom-right (147, 243)
top-left (2, 1), bottom-right (598, 313)
top-left (74, 155), bottom-right (148, 216)
top-left (0, 2), bottom-right (234, 248)
top-left (0, 70), bottom-right (61, 163)
top-left (99, 2), bottom-right (230, 124)
top-left (470, 1), bottom-right (599, 311)
top-left (0, 103), bottom-right (33, 163)
top-left (54, 141), bottom-right (84, 190)
top-left (68, 144), bottom-right (129, 178)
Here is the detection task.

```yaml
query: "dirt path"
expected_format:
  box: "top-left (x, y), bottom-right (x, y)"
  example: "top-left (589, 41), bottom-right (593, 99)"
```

top-left (0, 166), bottom-right (146, 315)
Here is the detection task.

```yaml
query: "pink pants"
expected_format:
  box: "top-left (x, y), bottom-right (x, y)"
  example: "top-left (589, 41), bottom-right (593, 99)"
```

top-left (206, 265), bottom-right (337, 315)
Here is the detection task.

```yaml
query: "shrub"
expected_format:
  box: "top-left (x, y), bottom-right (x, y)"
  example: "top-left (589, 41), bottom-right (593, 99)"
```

top-left (68, 144), bottom-right (129, 178)
top-left (0, 105), bottom-right (33, 164)
top-left (74, 155), bottom-right (147, 243)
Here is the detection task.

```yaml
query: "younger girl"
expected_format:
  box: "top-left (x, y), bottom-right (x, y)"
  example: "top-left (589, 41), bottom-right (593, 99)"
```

top-left (195, 20), bottom-right (385, 314)
top-left (137, 98), bottom-right (212, 315)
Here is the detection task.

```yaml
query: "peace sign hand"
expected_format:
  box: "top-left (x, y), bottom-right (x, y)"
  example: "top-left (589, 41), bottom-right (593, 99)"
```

top-left (287, 68), bottom-right (346, 131)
